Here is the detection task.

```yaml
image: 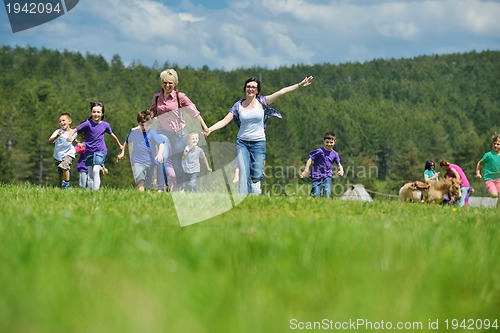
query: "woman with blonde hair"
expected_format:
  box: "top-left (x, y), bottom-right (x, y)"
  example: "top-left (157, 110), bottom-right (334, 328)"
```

top-left (149, 69), bottom-right (209, 190)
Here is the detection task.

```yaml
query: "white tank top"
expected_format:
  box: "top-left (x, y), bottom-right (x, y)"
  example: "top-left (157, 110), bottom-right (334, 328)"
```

top-left (237, 103), bottom-right (266, 141)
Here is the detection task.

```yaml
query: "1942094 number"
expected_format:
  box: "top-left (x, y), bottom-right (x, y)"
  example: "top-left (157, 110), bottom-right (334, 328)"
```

top-left (444, 319), bottom-right (499, 330)
top-left (5, 2), bottom-right (62, 14)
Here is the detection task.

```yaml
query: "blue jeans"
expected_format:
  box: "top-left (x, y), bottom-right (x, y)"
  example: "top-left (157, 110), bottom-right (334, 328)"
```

top-left (84, 152), bottom-right (106, 166)
top-left (235, 139), bottom-right (266, 194)
top-left (156, 134), bottom-right (171, 190)
top-left (458, 186), bottom-right (469, 207)
top-left (311, 177), bottom-right (332, 197)
top-left (157, 128), bottom-right (186, 189)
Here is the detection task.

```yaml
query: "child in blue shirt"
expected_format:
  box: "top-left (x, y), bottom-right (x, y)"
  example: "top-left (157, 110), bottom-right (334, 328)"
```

top-left (118, 110), bottom-right (165, 191)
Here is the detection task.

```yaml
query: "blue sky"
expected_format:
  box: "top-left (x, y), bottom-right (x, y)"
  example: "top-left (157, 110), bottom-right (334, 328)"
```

top-left (1, 0), bottom-right (499, 70)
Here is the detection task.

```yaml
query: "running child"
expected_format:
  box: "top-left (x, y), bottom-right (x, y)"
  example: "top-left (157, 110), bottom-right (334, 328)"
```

top-left (67, 101), bottom-right (122, 190)
top-left (48, 112), bottom-right (77, 188)
top-left (300, 132), bottom-right (344, 197)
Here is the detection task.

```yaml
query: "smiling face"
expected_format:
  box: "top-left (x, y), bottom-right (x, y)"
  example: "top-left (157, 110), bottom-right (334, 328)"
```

top-left (188, 132), bottom-right (199, 147)
top-left (243, 77), bottom-right (260, 98)
top-left (323, 138), bottom-right (336, 151)
top-left (160, 70), bottom-right (178, 94)
top-left (90, 105), bottom-right (103, 123)
top-left (58, 115), bottom-right (72, 131)
top-left (245, 82), bottom-right (259, 97)
top-left (162, 78), bottom-right (175, 94)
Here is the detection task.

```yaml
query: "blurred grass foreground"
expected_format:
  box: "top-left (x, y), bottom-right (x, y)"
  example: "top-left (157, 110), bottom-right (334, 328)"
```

top-left (0, 184), bottom-right (498, 333)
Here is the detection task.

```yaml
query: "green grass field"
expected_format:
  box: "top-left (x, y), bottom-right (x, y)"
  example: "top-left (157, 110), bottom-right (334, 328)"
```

top-left (0, 184), bottom-right (499, 333)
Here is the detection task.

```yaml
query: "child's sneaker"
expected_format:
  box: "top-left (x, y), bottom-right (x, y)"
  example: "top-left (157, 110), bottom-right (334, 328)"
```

top-left (61, 181), bottom-right (71, 189)
top-left (250, 181), bottom-right (261, 195)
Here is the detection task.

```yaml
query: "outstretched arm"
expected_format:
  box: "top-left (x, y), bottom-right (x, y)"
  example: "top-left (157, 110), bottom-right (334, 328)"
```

top-left (266, 76), bottom-right (314, 104)
top-left (66, 128), bottom-right (78, 142)
top-left (110, 133), bottom-right (124, 151)
top-left (117, 142), bottom-right (128, 161)
top-left (206, 112), bottom-right (233, 137)
top-left (197, 115), bottom-right (209, 133)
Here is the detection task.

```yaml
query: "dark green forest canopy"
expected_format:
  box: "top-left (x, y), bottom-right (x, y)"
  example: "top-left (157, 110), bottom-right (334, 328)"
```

top-left (0, 46), bottom-right (498, 193)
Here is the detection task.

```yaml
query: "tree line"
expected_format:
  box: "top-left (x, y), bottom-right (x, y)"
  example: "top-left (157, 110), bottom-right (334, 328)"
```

top-left (0, 46), bottom-right (498, 195)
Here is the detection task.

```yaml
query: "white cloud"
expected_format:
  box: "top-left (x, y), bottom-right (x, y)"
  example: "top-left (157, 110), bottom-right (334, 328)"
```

top-left (377, 22), bottom-right (419, 39)
top-left (462, 1), bottom-right (500, 33)
top-left (1, 0), bottom-right (499, 70)
top-left (178, 13), bottom-right (205, 23)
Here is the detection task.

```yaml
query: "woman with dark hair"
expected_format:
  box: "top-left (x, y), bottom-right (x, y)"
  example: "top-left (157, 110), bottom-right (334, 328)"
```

top-left (206, 75), bottom-right (314, 195)
top-left (423, 160), bottom-right (439, 184)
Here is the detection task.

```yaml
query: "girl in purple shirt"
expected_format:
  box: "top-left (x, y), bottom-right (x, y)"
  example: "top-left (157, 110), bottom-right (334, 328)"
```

top-left (67, 101), bottom-right (122, 190)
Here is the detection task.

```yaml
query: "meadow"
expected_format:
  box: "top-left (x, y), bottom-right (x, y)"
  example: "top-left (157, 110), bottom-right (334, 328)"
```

top-left (0, 184), bottom-right (498, 333)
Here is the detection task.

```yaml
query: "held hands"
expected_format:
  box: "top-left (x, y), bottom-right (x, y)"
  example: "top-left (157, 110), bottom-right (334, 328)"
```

top-left (155, 154), bottom-right (164, 164)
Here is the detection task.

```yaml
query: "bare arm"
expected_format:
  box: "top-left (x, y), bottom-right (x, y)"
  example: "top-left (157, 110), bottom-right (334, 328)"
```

top-left (48, 130), bottom-right (62, 143)
top-left (197, 115), bottom-right (209, 133)
top-left (424, 173), bottom-right (431, 183)
top-left (476, 160), bottom-right (484, 179)
top-left (450, 167), bottom-right (461, 180)
top-left (423, 171), bottom-right (440, 183)
top-left (337, 163), bottom-right (344, 177)
top-left (203, 156), bottom-right (212, 172)
top-left (156, 143), bottom-right (164, 163)
top-left (66, 128), bottom-right (78, 142)
top-left (207, 112), bottom-right (233, 136)
top-left (300, 158), bottom-right (313, 178)
top-left (117, 142), bottom-right (128, 160)
top-left (110, 133), bottom-right (124, 151)
top-left (266, 76), bottom-right (314, 104)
